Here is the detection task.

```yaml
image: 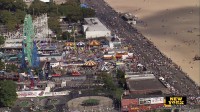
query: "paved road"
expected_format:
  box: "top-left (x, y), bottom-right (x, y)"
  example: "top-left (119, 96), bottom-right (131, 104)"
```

top-left (85, 0), bottom-right (200, 104)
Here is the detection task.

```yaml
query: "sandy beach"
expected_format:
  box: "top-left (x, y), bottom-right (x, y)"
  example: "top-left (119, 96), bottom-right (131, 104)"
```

top-left (105, 0), bottom-right (200, 85)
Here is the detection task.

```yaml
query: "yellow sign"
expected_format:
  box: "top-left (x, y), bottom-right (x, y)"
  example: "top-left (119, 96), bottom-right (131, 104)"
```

top-left (164, 99), bottom-right (171, 107)
top-left (131, 107), bottom-right (139, 110)
top-left (165, 96), bottom-right (187, 105)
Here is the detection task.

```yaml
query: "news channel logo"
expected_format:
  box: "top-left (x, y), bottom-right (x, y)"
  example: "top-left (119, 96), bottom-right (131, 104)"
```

top-left (165, 96), bottom-right (187, 105)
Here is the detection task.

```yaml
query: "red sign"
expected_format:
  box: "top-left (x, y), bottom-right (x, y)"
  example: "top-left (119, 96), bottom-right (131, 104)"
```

top-left (122, 99), bottom-right (139, 107)
top-left (17, 91), bottom-right (37, 97)
top-left (72, 71), bottom-right (80, 76)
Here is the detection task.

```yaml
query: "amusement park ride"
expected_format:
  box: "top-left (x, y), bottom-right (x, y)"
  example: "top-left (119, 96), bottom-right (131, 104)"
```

top-left (20, 14), bottom-right (50, 89)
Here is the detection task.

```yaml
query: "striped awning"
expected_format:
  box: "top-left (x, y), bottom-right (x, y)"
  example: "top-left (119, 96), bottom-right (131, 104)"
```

top-left (89, 40), bottom-right (100, 46)
top-left (65, 42), bottom-right (75, 46)
top-left (83, 60), bottom-right (97, 67)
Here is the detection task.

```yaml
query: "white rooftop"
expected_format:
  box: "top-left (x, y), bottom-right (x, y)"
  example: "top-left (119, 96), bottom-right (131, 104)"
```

top-left (40, 0), bottom-right (50, 2)
top-left (84, 18), bottom-right (110, 31)
top-left (125, 74), bottom-right (156, 80)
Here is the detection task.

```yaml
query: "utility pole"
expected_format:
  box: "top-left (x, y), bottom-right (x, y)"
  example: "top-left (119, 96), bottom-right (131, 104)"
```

top-left (33, 8), bottom-right (35, 16)
top-left (73, 26), bottom-right (76, 50)
top-left (57, 6), bottom-right (58, 14)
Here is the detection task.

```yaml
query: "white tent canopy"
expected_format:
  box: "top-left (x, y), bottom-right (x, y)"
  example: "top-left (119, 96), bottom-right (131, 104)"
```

top-left (137, 63), bottom-right (143, 67)
top-left (101, 66), bottom-right (109, 71)
top-left (76, 42), bottom-right (85, 46)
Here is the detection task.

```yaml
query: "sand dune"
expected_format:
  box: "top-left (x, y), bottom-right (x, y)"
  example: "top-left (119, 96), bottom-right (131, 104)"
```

top-left (105, 0), bottom-right (200, 85)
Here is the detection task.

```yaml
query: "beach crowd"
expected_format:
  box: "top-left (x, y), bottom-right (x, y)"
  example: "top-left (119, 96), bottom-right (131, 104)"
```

top-left (85, 0), bottom-right (200, 107)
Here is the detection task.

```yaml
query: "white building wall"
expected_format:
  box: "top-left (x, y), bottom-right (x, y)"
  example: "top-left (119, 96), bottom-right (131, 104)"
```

top-left (40, 0), bottom-right (50, 2)
top-left (50, 62), bottom-right (60, 68)
top-left (24, 0), bottom-right (34, 2)
top-left (86, 31), bottom-right (111, 39)
top-left (109, 42), bottom-right (114, 49)
top-left (61, 81), bottom-right (66, 87)
top-left (40, 56), bottom-right (62, 61)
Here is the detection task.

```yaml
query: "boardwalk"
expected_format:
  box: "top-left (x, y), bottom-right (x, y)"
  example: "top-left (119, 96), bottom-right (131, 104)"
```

top-left (85, 0), bottom-right (199, 104)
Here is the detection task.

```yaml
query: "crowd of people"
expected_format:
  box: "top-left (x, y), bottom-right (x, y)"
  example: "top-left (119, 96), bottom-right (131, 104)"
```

top-left (85, 0), bottom-right (200, 107)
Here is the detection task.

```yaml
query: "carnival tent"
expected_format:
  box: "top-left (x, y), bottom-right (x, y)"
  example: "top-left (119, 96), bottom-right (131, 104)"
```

top-left (115, 54), bottom-right (122, 59)
top-left (52, 74), bottom-right (61, 77)
top-left (101, 66), bottom-right (109, 71)
top-left (137, 63), bottom-right (143, 67)
top-left (89, 40), bottom-right (100, 46)
top-left (65, 42), bottom-right (75, 46)
top-left (72, 71), bottom-right (81, 76)
top-left (83, 60), bottom-right (97, 67)
top-left (76, 42), bottom-right (85, 47)
top-left (80, 4), bottom-right (89, 8)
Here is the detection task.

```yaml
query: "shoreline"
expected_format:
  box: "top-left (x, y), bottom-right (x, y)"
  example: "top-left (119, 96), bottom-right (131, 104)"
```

top-left (104, 0), bottom-right (200, 86)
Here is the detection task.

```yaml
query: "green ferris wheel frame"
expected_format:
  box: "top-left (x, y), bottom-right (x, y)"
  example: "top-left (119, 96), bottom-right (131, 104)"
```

top-left (23, 14), bottom-right (34, 67)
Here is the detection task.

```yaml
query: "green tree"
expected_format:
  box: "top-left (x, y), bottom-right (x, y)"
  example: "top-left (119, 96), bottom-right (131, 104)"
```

top-left (113, 88), bottom-right (123, 101)
top-left (0, 36), bottom-right (5, 45)
top-left (61, 31), bottom-right (71, 40)
top-left (12, 0), bottom-right (27, 11)
top-left (101, 73), bottom-right (116, 91)
top-left (48, 1), bottom-right (60, 16)
top-left (0, 61), bottom-right (5, 70)
top-left (81, 8), bottom-right (95, 18)
top-left (15, 9), bottom-right (26, 24)
top-left (0, 10), bottom-right (18, 31)
top-left (116, 69), bottom-right (125, 79)
top-left (0, 0), bottom-right (27, 11)
top-left (29, 0), bottom-right (49, 15)
top-left (0, 10), bottom-right (13, 24)
top-left (116, 70), bottom-right (127, 88)
top-left (59, 5), bottom-right (81, 22)
top-left (82, 99), bottom-right (100, 106)
top-left (6, 64), bottom-right (18, 73)
top-left (0, 0), bottom-right (26, 31)
top-left (6, 20), bottom-right (17, 31)
top-left (48, 16), bottom-right (61, 35)
top-left (99, 72), bottom-right (123, 101)
top-left (0, 80), bottom-right (17, 107)
top-left (0, 0), bottom-right (13, 11)
top-left (58, 0), bottom-right (83, 22)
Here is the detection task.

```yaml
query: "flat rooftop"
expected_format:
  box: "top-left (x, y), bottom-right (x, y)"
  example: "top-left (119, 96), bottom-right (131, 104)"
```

top-left (122, 91), bottom-right (172, 99)
top-left (125, 73), bottom-right (155, 80)
top-left (123, 93), bottom-right (163, 99)
top-left (127, 79), bottom-right (166, 91)
top-left (84, 18), bottom-right (110, 31)
top-left (84, 18), bottom-right (104, 25)
top-left (125, 71), bottom-right (152, 75)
